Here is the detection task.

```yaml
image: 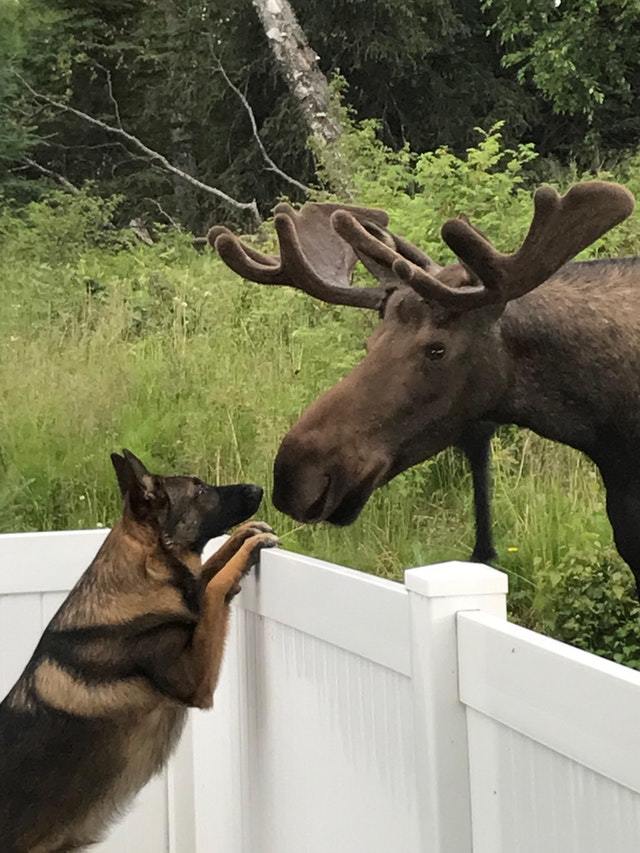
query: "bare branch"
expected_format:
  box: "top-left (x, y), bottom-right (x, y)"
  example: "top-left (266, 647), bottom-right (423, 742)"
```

top-left (15, 72), bottom-right (261, 225)
top-left (213, 52), bottom-right (312, 196)
top-left (22, 157), bottom-right (80, 195)
top-left (144, 197), bottom-right (180, 228)
top-left (94, 62), bottom-right (123, 129)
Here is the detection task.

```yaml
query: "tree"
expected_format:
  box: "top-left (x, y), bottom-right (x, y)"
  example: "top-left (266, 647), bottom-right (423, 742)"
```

top-left (485, 0), bottom-right (640, 154)
top-left (251, 0), bottom-right (342, 150)
top-left (0, 0), bottom-right (53, 198)
top-left (4, 0), bottom-right (640, 223)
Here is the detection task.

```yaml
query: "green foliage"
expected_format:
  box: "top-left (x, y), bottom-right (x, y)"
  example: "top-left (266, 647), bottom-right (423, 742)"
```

top-left (3, 125), bottom-right (640, 671)
top-left (0, 187), bottom-right (123, 261)
top-left (533, 554), bottom-right (640, 668)
top-left (485, 0), bottom-right (640, 158)
top-left (486, 0), bottom-right (640, 116)
top-left (0, 0), bottom-right (37, 184)
top-left (332, 118), bottom-right (640, 260)
top-left (4, 0), bottom-right (639, 222)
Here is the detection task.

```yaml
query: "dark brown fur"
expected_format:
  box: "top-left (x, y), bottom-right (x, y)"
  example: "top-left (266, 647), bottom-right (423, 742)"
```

top-left (0, 450), bottom-right (276, 852)
top-left (211, 184), bottom-right (640, 592)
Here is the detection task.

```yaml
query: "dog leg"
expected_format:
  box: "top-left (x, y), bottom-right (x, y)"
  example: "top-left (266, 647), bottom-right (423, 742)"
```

top-left (200, 521), bottom-right (273, 585)
top-left (191, 532), bottom-right (278, 707)
top-left (142, 532), bottom-right (277, 707)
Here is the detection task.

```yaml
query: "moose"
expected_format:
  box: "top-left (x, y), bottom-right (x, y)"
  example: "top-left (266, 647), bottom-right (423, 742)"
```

top-left (210, 182), bottom-right (640, 591)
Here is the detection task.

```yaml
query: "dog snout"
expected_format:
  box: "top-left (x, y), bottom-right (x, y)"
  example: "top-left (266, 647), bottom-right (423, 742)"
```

top-left (242, 484), bottom-right (263, 514)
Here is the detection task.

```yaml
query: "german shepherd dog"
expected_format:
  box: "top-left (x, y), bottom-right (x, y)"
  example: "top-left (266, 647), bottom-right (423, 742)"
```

top-left (0, 449), bottom-right (277, 852)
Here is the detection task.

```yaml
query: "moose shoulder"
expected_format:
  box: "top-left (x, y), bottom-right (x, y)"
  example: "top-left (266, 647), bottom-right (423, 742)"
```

top-left (210, 183), bottom-right (640, 590)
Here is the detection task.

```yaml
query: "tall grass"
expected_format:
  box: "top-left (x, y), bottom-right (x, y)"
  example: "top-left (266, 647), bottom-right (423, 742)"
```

top-left (2, 125), bottom-right (640, 664)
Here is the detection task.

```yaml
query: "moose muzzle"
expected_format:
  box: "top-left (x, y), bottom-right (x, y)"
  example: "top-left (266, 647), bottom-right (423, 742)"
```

top-left (272, 432), bottom-right (388, 525)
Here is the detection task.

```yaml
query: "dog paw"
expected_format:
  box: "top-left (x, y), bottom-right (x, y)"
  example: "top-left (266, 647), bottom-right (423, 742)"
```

top-left (245, 520), bottom-right (273, 533)
top-left (242, 531), bottom-right (279, 562)
top-left (230, 520), bottom-right (274, 542)
top-left (215, 532), bottom-right (279, 604)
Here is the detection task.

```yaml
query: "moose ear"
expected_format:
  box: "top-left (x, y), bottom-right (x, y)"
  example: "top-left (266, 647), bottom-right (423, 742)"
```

top-left (111, 449), bottom-right (167, 518)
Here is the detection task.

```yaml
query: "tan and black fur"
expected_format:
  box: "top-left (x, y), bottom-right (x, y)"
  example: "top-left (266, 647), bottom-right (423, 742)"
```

top-left (0, 449), bottom-right (277, 853)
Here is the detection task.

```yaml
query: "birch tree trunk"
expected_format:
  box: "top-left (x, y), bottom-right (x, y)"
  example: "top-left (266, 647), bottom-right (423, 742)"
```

top-left (251, 0), bottom-right (342, 149)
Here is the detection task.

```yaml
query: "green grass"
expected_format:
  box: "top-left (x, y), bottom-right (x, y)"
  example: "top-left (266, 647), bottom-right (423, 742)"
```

top-left (2, 222), bottom-right (640, 666)
top-left (2, 161), bottom-right (640, 666)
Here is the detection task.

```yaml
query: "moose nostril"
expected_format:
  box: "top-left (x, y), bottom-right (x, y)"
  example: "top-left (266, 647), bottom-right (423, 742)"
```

top-left (272, 440), bottom-right (336, 520)
top-left (304, 475), bottom-right (332, 521)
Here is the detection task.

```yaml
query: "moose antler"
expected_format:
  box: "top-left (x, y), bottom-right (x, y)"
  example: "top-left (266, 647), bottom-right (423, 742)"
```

top-left (333, 181), bottom-right (635, 311)
top-left (209, 202), bottom-right (391, 309)
top-left (331, 212), bottom-right (491, 309)
top-left (442, 181), bottom-right (635, 301)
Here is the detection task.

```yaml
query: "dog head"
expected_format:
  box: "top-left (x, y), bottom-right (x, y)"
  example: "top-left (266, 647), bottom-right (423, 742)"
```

top-left (111, 449), bottom-right (263, 554)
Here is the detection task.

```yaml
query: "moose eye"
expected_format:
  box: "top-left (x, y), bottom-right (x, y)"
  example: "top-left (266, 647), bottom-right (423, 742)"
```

top-left (427, 343), bottom-right (446, 361)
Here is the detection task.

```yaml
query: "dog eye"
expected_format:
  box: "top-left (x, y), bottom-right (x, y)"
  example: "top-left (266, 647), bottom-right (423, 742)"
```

top-left (427, 343), bottom-right (446, 361)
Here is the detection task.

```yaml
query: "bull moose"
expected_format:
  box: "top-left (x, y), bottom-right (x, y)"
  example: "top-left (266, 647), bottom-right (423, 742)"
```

top-left (209, 182), bottom-right (640, 590)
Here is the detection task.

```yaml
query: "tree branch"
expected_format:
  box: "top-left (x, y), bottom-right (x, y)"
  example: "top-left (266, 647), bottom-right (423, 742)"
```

top-left (213, 53), bottom-right (312, 196)
top-left (144, 197), bottom-right (180, 228)
top-left (94, 62), bottom-right (123, 129)
top-left (22, 157), bottom-right (80, 194)
top-left (15, 72), bottom-right (261, 225)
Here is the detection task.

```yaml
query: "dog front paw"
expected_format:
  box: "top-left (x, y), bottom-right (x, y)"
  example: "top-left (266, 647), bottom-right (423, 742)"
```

top-left (218, 532), bottom-right (279, 603)
top-left (241, 531), bottom-right (279, 563)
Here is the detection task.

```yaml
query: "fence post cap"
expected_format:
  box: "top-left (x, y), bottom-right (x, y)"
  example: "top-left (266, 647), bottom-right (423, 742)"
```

top-left (404, 561), bottom-right (508, 598)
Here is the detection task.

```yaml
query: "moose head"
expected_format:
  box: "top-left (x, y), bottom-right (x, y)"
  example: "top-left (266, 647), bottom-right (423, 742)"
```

top-left (210, 183), bottom-right (634, 527)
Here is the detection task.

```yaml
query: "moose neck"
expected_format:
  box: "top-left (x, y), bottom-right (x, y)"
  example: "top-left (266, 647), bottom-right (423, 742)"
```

top-left (486, 259), bottom-right (640, 462)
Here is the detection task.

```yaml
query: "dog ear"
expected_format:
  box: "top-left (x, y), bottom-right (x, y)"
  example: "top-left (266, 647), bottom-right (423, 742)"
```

top-left (111, 449), bottom-right (168, 519)
top-left (111, 452), bottom-right (132, 497)
top-left (122, 448), bottom-right (150, 479)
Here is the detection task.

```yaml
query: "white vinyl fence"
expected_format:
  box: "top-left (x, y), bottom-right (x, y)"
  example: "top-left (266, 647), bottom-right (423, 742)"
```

top-left (1, 529), bottom-right (640, 852)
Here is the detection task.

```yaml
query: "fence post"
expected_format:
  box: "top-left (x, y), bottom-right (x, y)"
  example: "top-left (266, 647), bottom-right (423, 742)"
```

top-left (405, 560), bottom-right (508, 853)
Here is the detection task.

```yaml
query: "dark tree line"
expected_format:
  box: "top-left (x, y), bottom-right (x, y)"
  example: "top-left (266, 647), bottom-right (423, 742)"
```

top-left (2, 0), bottom-right (640, 231)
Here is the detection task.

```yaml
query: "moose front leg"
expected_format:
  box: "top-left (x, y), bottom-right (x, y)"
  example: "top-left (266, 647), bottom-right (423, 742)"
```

top-left (457, 421), bottom-right (497, 564)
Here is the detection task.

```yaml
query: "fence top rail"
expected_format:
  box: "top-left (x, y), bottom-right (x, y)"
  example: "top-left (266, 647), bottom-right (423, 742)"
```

top-left (234, 547), bottom-right (410, 675)
top-left (0, 529), bottom-right (110, 594)
top-left (458, 610), bottom-right (640, 795)
top-left (0, 529), bottom-right (411, 675)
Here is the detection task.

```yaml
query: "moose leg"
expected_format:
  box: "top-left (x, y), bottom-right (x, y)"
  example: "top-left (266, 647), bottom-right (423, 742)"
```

top-left (603, 479), bottom-right (640, 598)
top-left (457, 421), bottom-right (497, 563)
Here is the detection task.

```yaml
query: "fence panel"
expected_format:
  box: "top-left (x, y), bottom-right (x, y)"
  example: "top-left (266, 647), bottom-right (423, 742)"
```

top-left (194, 547), bottom-right (421, 853)
top-left (459, 610), bottom-right (640, 853)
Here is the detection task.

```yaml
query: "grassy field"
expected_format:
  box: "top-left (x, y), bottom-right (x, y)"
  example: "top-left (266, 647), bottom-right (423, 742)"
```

top-left (2, 194), bottom-right (640, 666)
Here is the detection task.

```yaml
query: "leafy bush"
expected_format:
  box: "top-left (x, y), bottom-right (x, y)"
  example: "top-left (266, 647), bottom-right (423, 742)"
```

top-left (0, 188), bottom-right (124, 262)
top-left (532, 551), bottom-right (640, 668)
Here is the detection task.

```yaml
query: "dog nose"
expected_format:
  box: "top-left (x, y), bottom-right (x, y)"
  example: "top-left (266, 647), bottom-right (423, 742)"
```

top-left (243, 484), bottom-right (263, 511)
